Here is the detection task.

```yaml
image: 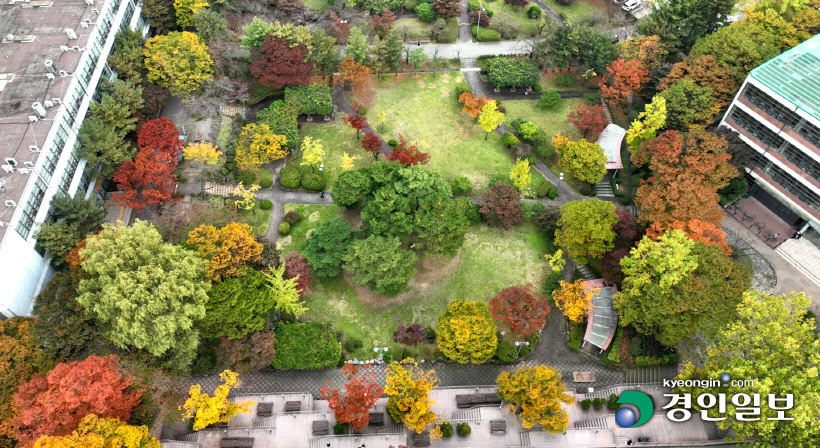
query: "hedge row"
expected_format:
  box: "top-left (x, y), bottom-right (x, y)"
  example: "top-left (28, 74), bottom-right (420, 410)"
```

top-left (272, 322), bottom-right (342, 370)
top-left (485, 57), bottom-right (540, 88)
top-left (285, 84), bottom-right (333, 115)
top-left (257, 100), bottom-right (299, 147)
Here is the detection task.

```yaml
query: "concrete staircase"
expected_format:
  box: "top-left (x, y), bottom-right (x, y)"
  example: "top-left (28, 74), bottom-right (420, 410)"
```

top-left (202, 181), bottom-right (235, 197)
top-left (596, 179), bottom-right (615, 198)
top-left (573, 415), bottom-right (610, 430)
top-left (519, 431), bottom-right (532, 446)
top-left (577, 264), bottom-right (596, 280)
top-left (624, 365), bottom-right (678, 385)
top-left (776, 238), bottom-right (820, 288)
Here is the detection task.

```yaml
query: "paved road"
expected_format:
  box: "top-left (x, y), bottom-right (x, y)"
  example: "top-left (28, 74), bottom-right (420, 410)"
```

top-left (404, 39), bottom-right (532, 59)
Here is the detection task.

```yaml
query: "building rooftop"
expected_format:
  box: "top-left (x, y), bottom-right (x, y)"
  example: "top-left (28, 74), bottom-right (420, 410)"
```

top-left (0, 0), bottom-right (98, 241)
top-left (597, 123), bottom-right (625, 170)
top-left (583, 278), bottom-right (618, 351)
top-left (751, 33), bottom-right (820, 122)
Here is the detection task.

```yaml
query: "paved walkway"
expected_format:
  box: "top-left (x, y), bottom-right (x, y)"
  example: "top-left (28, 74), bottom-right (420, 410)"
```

top-left (404, 39), bottom-right (531, 58)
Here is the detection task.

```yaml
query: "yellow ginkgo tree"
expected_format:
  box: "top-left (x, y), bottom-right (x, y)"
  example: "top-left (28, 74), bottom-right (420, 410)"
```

top-left (33, 414), bottom-right (160, 448)
top-left (478, 100), bottom-right (505, 140)
top-left (181, 370), bottom-right (253, 431)
top-left (384, 359), bottom-right (441, 438)
top-left (300, 137), bottom-right (326, 172)
top-left (232, 182), bottom-right (260, 211)
top-left (510, 158), bottom-right (532, 192)
top-left (183, 141), bottom-right (222, 165)
top-left (496, 365), bottom-right (575, 432)
top-left (552, 279), bottom-right (596, 323)
top-left (341, 152), bottom-right (357, 170)
top-left (235, 123), bottom-right (288, 170)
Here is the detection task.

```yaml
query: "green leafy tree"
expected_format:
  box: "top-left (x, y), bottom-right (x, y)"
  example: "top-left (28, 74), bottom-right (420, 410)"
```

top-left (193, 8), bottom-right (227, 43)
top-left (346, 27), bottom-right (369, 64)
top-left (35, 193), bottom-right (105, 268)
top-left (615, 231), bottom-right (750, 345)
top-left (303, 218), bottom-right (354, 277)
top-left (413, 196), bottom-right (470, 257)
top-left (554, 199), bottom-right (617, 265)
top-left (142, 0), bottom-right (176, 34)
top-left (108, 29), bottom-right (146, 83)
top-left (437, 300), bottom-right (498, 364)
top-left (675, 290), bottom-right (820, 447)
top-left (31, 271), bottom-right (102, 362)
top-left (77, 220), bottom-right (209, 371)
top-left (689, 24), bottom-right (780, 80)
top-left (555, 138), bottom-right (607, 184)
top-left (332, 169), bottom-right (373, 208)
top-left (368, 32), bottom-right (403, 76)
top-left (657, 79), bottom-right (716, 130)
top-left (240, 17), bottom-right (273, 50)
top-left (407, 47), bottom-right (427, 70)
top-left (636, 0), bottom-right (736, 53)
top-left (344, 235), bottom-right (418, 295)
top-left (200, 269), bottom-right (275, 340)
top-left (310, 30), bottom-right (339, 76)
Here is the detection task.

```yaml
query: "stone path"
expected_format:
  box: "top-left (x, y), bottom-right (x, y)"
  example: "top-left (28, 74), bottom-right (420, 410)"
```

top-left (723, 227), bottom-right (778, 293)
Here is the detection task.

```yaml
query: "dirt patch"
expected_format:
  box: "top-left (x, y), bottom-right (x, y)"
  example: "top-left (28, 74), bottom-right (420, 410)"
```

top-left (308, 211), bottom-right (321, 222)
top-left (341, 208), bottom-right (363, 231)
top-left (275, 235), bottom-right (292, 250)
top-left (351, 254), bottom-right (461, 309)
top-left (417, 80), bottom-right (426, 89)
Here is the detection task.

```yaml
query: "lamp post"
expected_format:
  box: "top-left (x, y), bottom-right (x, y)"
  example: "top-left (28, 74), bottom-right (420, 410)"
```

top-left (556, 172), bottom-right (564, 192)
top-left (476, 0), bottom-right (486, 38)
top-left (514, 341), bottom-right (530, 357)
top-left (374, 346), bottom-right (388, 362)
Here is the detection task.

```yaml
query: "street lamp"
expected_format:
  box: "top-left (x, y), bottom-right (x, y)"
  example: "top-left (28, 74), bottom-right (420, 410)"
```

top-left (374, 347), bottom-right (389, 362)
top-left (514, 341), bottom-right (530, 357)
top-left (556, 172), bottom-right (564, 192)
top-left (476, 0), bottom-right (486, 38)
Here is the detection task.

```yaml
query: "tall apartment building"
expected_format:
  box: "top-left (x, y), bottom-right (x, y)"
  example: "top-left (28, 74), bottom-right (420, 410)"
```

top-left (0, 0), bottom-right (147, 317)
top-left (719, 34), bottom-right (820, 248)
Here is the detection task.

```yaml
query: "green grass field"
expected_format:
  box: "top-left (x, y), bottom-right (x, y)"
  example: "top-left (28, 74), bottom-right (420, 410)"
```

top-left (290, 120), bottom-right (375, 191)
top-left (239, 202), bottom-right (272, 235)
top-left (547, 0), bottom-right (599, 24)
top-left (502, 98), bottom-right (583, 141)
top-left (279, 204), bottom-right (553, 359)
top-left (490, 3), bottom-right (542, 37)
top-left (395, 18), bottom-right (432, 41)
top-left (358, 72), bottom-right (547, 193)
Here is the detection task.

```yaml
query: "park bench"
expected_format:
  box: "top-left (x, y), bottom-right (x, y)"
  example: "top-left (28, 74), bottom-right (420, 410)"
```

top-left (456, 392), bottom-right (502, 408)
top-left (490, 420), bottom-right (507, 435)
top-left (284, 401), bottom-right (301, 412)
top-left (369, 411), bottom-right (385, 426)
top-left (312, 420), bottom-right (329, 436)
top-left (220, 437), bottom-right (254, 448)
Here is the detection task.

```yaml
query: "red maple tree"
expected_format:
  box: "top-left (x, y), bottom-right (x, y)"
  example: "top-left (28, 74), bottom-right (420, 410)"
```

top-left (503, 0), bottom-right (528, 8)
top-left (12, 355), bottom-right (141, 446)
top-left (479, 183), bottom-right (524, 230)
top-left (369, 8), bottom-right (396, 38)
top-left (361, 132), bottom-right (383, 160)
top-left (489, 284), bottom-right (550, 337)
top-left (343, 107), bottom-right (368, 139)
top-left (113, 125), bottom-right (180, 212)
top-left (468, 11), bottom-right (490, 26)
top-left (250, 36), bottom-right (313, 89)
top-left (326, 12), bottom-right (351, 41)
top-left (567, 103), bottom-right (609, 138)
top-left (320, 364), bottom-right (383, 430)
top-left (284, 251), bottom-right (313, 297)
top-left (137, 117), bottom-right (183, 160)
top-left (600, 59), bottom-right (650, 106)
top-left (432, 0), bottom-right (460, 19)
top-left (386, 135), bottom-right (430, 166)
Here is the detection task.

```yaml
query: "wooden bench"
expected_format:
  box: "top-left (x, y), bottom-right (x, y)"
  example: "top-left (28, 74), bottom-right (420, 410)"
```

top-left (311, 420), bottom-right (329, 435)
top-left (220, 437), bottom-right (254, 448)
top-left (456, 393), bottom-right (502, 408)
top-left (256, 403), bottom-right (273, 417)
top-left (413, 432), bottom-right (431, 447)
top-left (490, 420), bottom-right (507, 435)
top-left (284, 401), bottom-right (301, 412)
top-left (369, 411), bottom-right (385, 426)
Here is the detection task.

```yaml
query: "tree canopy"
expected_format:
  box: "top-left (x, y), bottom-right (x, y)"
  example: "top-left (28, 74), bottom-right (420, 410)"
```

top-left (303, 218), bottom-right (354, 277)
top-left (496, 366), bottom-right (575, 431)
top-left (344, 235), bottom-right (418, 296)
top-left (554, 199), bottom-right (617, 265)
top-left (436, 300), bottom-right (498, 364)
top-left (144, 32), bottom-right (214, 99)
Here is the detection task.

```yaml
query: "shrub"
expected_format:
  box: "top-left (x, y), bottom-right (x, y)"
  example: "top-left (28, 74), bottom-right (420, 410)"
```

top-left (621, 196), bottom-right (630, 205)
top-left (257, 101), bottom-right (299, 147)
top-left (456, 422), bottom-right (471, 437)
top-left (580, 398), bottom-right (592, 410)
top-left (527, 5), bottom-right (541, 18)
top-left (502, 132), bottom-right (520, 147)
top-left (387, 139), bottom-right (398, 148)
top-left (468, 0), bottom-right (480, 10)
top-left (451, 176), bottom-right (473, 195)
top-left (236, 170), bottom-right (257, 185)
top-left (424, 327), bottom-right (436, 340)
top-left (284, 210), bottom-right (302, 224)
top-left (592, 397), bottom-right (605, 410)
top-left (279, 166), bottom-right (302, 189)
top-left (260, 199), bottom-right (273, 210)
top-left (485, 57), bottom-right (540, 88)
top-left (439, 422), bottom-right (454, 438)
top-left (357, 106), bottom-right (368, 115)
top-left (333, 422), bottom-right (347, 435)
top-left (382, 353), bottom-right (393, 363)
top-left (416, 2), bottom-right (436, 21)
top-left (544, 270), bottom-right (563, 294)
top-left (629, 336), bottom-right (643, 357)
top-left (518, 122), bottom-right (539, 141)
top-left (344, 338), bottom-right (363, 352)
top-left (278, 222), bottom-right (291, 235)
top-left (496, 340), bottom-right (517, 362)
top-left (536, 181), bottom-right (552, 198)
top-left (537, 91), bottom-right (562, 110)
top-left (532, 83), bottom-right (543, 92)
top-left (404, 0), bottom-right (418, 10)
top-left (272, 322), bottom-right (342, 370)
top-left (525, 154), bottom-right (537, 166)
top-left (510, 118), bottom-right (526, 131)
top-left (455, 81), bottom-right (472, 100)
top-left (555, 74), bottom-right (576, 87)
top-left (393, 323), bottom-right (426, 345)
top-left (607, 394), bottom-right (620, 410)
top-left (301, 173), bottom-right (326, 191)
top-left (547, 188), bottom-right (557, 199)
top-left (260, 177), bottom-right (273, 188)
top-left (284, 84), bottom-right (333, 115)
top-left (473, 26), bottom-right (502, 42)
top-left (582, 92), bottom-right (599, 105)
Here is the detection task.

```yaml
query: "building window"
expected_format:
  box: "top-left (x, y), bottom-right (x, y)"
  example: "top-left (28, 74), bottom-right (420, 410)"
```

top-left (59, 147), bottom-right (80, 193)
top-left (730, 107), bottom-right (787, 150)
top-left (15, 178), bottom-right (47, 239)
top-left (39, 143), bottom-right (60, 182)
top-left (742, 84), bottom-right (802, 128)
top-left (750, 148), bottom-right (820, 213)
top-left (781, 144), bottom-right (820, 182)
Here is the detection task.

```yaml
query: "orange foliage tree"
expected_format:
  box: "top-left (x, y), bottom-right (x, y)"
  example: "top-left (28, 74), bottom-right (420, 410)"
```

top-left (489, 284), bottom-right (550, 337)
top-left (618, 35), bottom-right (669, 69)
top-left (458, 92), bottom-right (489, 121)
top-left (659, 55), bottom-right (739, 108)
top-left (320, 364), bottom-right (383, 430)
top-left (337, 56), bottom-right (372, 102)
top-left (186, 222), bottom-right (263, 282)
top-left (600, 59), bottom-right (649, 106)
top-left (633, 129), bottom-right (738, 227)
top-left (646, 219), bottom-right (732, 255)
top-left (12, 355), bottom-right (141, 447)
top-left (386, 135), bottom-right (430, 166)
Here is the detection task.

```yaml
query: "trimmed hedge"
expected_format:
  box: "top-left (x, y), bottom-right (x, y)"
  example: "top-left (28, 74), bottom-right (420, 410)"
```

top-left (284, 210), bottom-right (302, 224)
top-left (502, 133), bottom-right (520, 147)
top-left (260, 178), bottom-right (273, 188)
top-left (485, 57), bottom-right (540, 88)
top-left (279, 166), bottom-right (302, 189)
top-left (536, 181), bottom-right (552, 198)
top-left (285, 84), bottom-right (333, 115)
top-left (456, 422), bottom-right (471, 437)
top-left (260, 199), bottom-right (273, 210)
top-left (537, 91), bottom-right (563, 110)
top-left (272, 322), bottom-right (342, 370)
top-left (278, 221), bottom-right (291, 235)
top-left (416, 2), bottom-right (436, 21)
top-left (301, 173), bottom-right (326, 191)
top-left (496, 340), bottom-right (516, 362)
top-left (472, 26), bottom-right (502, 42)
top-left (527, 5), bottom-right (542, 18)
top-left (547, 188), bottom-right (557, 199)
top-left (439, 422), bottom-right (454, 438)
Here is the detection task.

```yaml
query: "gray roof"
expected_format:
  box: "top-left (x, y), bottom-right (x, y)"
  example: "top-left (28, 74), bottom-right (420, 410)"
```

top-left (586, 286), bottom-right (617, 350)
top-left (751, 33), bottom-right (820, 122)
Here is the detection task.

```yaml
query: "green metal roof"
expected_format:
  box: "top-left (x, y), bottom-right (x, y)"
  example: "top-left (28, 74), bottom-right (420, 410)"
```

top-left (751, 33), bottom-right (820, 122)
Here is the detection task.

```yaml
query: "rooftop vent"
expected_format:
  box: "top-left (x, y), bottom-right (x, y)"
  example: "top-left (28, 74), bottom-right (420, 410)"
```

top-left (59, 45), bottom-right (68, 52)
top-left (1, 165), bottom-right (13, 174)
top-left (27, 116), bottom-right (38, 122)
top-left (0, 73), bottom-right (14, 92)
top-left (65, 29), bottom-right (77, 40)
top-left (23, 161), bottom-right (34, 169)
top-left (71, 46), bottom-right (81, 52)
top-left (85, 0), bottom-right (93, 4)
top-left (45, 73), bottom-right (55, 80)
top-left (32, 102), bottom-right (46, 118)
top-left (44, 100), bottom-right (53, 108)
top-left (91, 7), bottom-right (99, 14)
top-left (28, 145), bottom-right (40, 153)
top-left (4, 200), bottom-right (17, 207)
top-left (5, 158), bottom-right (17, 167)
top-left (44, 59), bottom-right (56, 74)
top-left (2, 34), bottom-right (35, 43)
top-left (58, 70), bottom-right (69, 78)
top-left (51, 98), bottom-right (61, 104)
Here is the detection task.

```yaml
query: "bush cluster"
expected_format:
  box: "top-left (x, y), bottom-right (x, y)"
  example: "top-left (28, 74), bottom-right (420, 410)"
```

top-left (284, 210), bottom-right (302, 224)
top-left (272, 322), bottom-right (342, 370)
top-left (301, 173), bottom-right (326, 191)
top-left (260, 199), bottom-right (273, 210)
top-left (451, 176), bottom-right (473, 195)
top-left (457, 422), bottom-right (471, 437)
top-left (485, 57), bottom-right (540, 88)
top-left (279, 166), bottom-right (302, 189)
top-left (473, 26), bottom-right (502, 42)
top-left (537, 91), bottom-right (563, 110)
top-left (496, 340), bottom-right (517, 362)
top-left (278, 222), bottom-right (291, 235)
top-left (284, 84), bottom-right (333, 115)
